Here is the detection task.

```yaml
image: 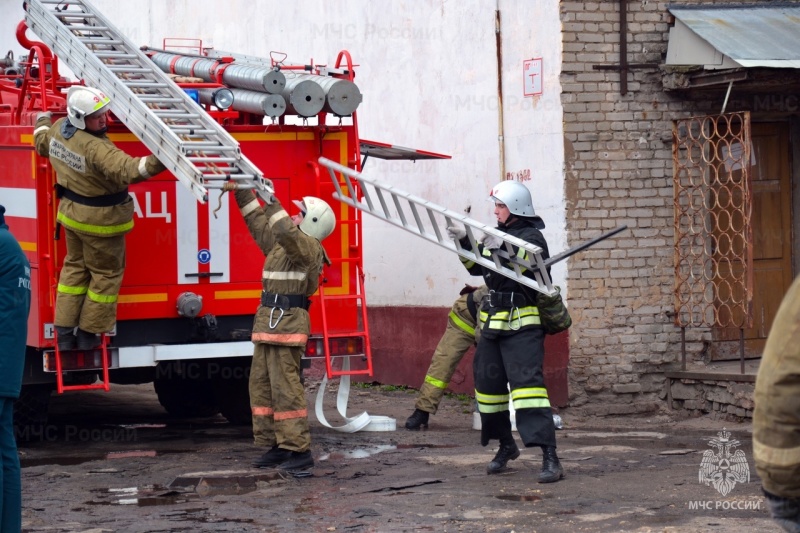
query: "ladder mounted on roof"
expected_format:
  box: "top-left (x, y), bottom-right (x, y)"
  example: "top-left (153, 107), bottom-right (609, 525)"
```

top-left (24, 0), bottom-right (273, 204)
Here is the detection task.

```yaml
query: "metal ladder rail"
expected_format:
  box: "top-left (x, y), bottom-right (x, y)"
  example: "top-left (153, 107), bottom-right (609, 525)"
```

top-left (25, 0), bottom-right (273, 203)
top-left (318, 157), bottom-right (555, 295)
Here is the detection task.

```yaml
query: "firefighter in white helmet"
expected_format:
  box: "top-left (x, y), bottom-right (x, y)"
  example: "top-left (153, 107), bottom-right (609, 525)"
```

top-left (33, 85), bottom-right (166, 351)
top-left (234, 186), bottom-right (334, 471)
top-left (446, 180), bottom-right (563, 483)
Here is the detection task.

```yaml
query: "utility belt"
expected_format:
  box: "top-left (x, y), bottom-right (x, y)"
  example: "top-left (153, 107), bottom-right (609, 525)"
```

top-left (485, 290), bottom-right (532, 309)
top-left (261, 292), bottom-right (311, 310)
top-left (56, 184), bottom-right (130, 207)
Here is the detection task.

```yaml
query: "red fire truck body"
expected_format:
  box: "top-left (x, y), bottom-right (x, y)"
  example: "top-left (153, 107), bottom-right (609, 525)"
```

top-left (0, 36), bottom-right (369, 425)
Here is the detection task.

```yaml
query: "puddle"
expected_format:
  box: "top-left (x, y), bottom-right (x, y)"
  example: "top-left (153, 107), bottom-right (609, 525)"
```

top-left (21, 448), bottom-right (196, 468)
top-left (87, 487), bottom-right (199, 507)
top-left (319, 444), bottom-right (397, 460)
top-left (496, 494), bottom-right (542, 502)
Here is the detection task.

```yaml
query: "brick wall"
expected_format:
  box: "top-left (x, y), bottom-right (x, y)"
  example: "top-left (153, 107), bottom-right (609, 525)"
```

top-left (559, 0), bottom-right (776, 415)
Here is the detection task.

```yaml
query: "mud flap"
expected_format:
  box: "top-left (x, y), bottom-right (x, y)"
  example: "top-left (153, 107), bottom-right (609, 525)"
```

top-left (313, 358), bottom-right (396, 433)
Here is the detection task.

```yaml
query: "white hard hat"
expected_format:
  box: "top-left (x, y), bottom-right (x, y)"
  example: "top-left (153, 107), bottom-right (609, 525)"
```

top-left (489, 180), bottom-right (545, 228)
top-left (66, 86), bottom-right (111, 130)
top-left (293, 196), bottom-right (336, 241)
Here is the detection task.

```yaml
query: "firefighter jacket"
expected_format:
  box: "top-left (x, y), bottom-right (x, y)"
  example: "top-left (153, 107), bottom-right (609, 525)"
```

top-left (458, 218), bottom-right (550, 338)
top-left (235, 189), bottom-right (327, 347)
top-left (33, 116), bottom-right (165, 237)
top-left (754, 274), bottom-right (800, 499)
top-left (0, 206), bottom-right (31, 399)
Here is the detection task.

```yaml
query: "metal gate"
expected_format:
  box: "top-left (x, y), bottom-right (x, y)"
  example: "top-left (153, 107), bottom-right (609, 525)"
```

top-left (672, 111), bottom-right (753, 369)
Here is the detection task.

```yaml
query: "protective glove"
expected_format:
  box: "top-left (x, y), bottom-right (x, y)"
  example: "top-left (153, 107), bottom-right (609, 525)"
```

top-left (481, 233), bottom-right (503, 250)
top-left (446, 225), bottom-right (466, 240)
top-left (36, 111), bottom-right (52, 122)
top-left (257, 189), bottom-right (275, 205)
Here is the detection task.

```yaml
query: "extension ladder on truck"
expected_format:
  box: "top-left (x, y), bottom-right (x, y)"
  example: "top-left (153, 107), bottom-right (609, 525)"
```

top-left (24, 0), bottom-right (273, 204)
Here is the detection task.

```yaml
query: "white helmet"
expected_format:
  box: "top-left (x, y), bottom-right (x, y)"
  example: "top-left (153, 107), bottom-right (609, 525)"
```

top-left (489, 180), bottom-right (545, 228)
top-left (66, 86), bottom-right (111, 130)
top-left (292, 196), bottom-right (336, 241)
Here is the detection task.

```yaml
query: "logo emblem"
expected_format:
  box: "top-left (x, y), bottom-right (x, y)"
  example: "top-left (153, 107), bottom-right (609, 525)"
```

top-left (698, 429), bottom-right (750, 496)
top-left (197, 249), bottom-right (211, 264)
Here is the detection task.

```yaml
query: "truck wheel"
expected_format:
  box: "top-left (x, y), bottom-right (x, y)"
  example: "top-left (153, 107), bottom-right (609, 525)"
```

top-left (14, 384), bottom-right (53, 443)
top-left (153, 362), bottom-right (219, 418)
top-left (210, 359), bottom-right (252, 425)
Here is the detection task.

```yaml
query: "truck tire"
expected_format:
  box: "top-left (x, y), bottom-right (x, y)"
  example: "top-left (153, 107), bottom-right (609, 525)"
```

top-left (210, 358), bottom-right (252, 425)
top-left (153, 361), bottom-right (219, 418)
top-left (14, 384), bottom-right (53, 443)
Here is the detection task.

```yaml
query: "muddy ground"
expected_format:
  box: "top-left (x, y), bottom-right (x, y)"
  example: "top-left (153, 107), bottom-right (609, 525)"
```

top-left (18, 381), bottom-right (781, 533)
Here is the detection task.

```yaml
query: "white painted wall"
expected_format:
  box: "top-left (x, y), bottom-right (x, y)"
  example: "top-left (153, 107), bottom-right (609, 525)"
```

top-left (0, 0), bottom-right (565, 306)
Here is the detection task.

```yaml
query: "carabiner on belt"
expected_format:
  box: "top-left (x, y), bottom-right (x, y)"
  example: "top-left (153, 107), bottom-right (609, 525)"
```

top-left (268, 306), bottom-right (285, 329)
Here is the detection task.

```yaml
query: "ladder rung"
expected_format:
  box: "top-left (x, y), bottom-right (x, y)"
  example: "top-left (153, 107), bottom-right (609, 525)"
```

top-left (138, 96), bottom-right (183, 104)
top-left (152, 111), bottom-right (201, 119)
top-left (66, 25), bottom-right (110, 31)
top-left (170, 128), bottom-right (217, 135)
top-left (78, 38), bottom-right (123, 45)
top-left (56, 13), bottom-right (97, 19)
top-left (188, 157), bottom-right (239, 163)
top-left (203, 173), bottom-right (257, 179)
top-left (122, 81), bottom-right (169, 88)
top-left (95, 52), bottom-right (137, 59)
top-left (107, 66), bottom-right (155, 73)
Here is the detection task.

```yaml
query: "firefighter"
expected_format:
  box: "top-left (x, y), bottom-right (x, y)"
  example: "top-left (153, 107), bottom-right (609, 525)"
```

top-left (754, 274), bottom-right (800, 532)
top-left (447, 180), bottom-right (563, 482)
top-left (405, 284), bottom-right (489, 430)
top-left (234, 187), bottom-right (335, 471)
top-left (0, 205), bottom-right (31, 533)
top-left (33, 86), bottom-right (166, 351)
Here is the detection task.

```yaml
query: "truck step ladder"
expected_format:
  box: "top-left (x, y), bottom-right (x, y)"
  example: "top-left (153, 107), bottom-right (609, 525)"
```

top-left (317, 157), bottom-right (557, 295)
top-left (24, 0), bottom-right (273, 203)
top-left (53, 333), bottom-right (111, 393)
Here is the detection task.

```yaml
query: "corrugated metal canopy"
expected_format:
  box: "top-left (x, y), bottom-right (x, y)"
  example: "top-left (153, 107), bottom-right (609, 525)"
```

top-left (668, 4), bottom-right (800, 68)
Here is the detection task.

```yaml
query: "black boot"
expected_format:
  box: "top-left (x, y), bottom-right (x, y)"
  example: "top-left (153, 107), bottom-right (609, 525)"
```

top-left (278, 451), bottom-right (314, 471)
top-left (56, 326), bottom-right (76, 351)
top-left (76, 328), bottom-right (101, 350)
top-left (538, 445), bottom-right (564, 483)
top-left (252, 446), bottom-right (293, 468)
top-left (487, 440), bottom-right (520, 474)
top-left (405, 409), bottom-right (429, 430)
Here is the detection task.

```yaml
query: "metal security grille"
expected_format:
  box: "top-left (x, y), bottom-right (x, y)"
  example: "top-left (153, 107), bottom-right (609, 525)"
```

top-left (672, 111), bottom-right (753, 330)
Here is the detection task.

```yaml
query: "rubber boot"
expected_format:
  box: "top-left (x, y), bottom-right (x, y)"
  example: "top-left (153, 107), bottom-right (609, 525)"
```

top-left (487, 435), bottom-right (520, 474)
top-left (76, 328), bottom-right (101, 350)
top-left (252, 446), bottom-right (293, 468)
top-left (56, 326), bottom-right (76, 351)
top-left (405, 409), bottom-right (430, 430)
top-left (278, 451), bottom-right (314, 471)
top-left (538, 445), bottom-right (564, 483)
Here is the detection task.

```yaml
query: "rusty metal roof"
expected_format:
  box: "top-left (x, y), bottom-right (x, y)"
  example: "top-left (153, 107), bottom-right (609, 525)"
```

top-left (668, 3), bottom-right (800, 68)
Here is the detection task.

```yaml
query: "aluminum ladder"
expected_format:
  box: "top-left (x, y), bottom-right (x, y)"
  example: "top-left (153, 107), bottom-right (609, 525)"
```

top-left (24, 0), bottom-right (273, 203)
top-left (317, 157), bottom-right (556, 295)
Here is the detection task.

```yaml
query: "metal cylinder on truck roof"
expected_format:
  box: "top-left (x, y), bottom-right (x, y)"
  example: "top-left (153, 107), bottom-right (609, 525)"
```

top-left (305, 74), bottom-right (362, 116)
top-left (199, 87), bottom-right (286, 118)
top-left (282, 71), bottom-right (325, 117)
top-left (148, 52), bottom-right (286, 94)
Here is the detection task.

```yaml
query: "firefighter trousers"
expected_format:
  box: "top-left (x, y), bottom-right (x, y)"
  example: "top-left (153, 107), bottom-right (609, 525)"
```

top-left (415, 286), bottom-right (488, 414)
top-left (249, 342), bottom-right (310, 452)
top-left (473, 327), bottom-right (556, 449)
top-left (55, 228), bottom-right (125, 333)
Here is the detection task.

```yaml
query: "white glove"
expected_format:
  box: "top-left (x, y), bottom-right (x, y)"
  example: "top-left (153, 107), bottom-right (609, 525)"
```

top-left (481, 233), bottom-right (503, 250)
top-left (446, 225), bottom-right (466, 240)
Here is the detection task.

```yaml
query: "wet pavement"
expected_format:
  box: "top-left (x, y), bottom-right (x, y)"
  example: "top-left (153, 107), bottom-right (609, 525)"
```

top-left (19, 383), bottom-right (783, 532)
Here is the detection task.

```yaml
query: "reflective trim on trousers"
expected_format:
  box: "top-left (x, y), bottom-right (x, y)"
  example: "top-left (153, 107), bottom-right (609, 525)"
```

top-left (449, 309), bottom-right (474, 336)
top-left (273, 408), bottom-right (308, 421)
top-left (56, 211), bottom-right (133, 235)
top-left (424, 374), bottom-right (448, 390)
top-left (475, 389), bottom-right (510, 413)
top-left (57, 283), bottom-right (88, 295)
top-left (251, 332), bottom-right (309, 344)
top-left (87, 289), bottom-right (117, 304)
top-left (252, 406), bottom-right (274, 416)
top-left (754, 439), bottom-right (800, 468)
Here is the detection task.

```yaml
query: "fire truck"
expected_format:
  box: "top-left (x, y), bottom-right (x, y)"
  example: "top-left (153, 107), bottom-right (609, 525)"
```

top-left (0, 0), bottom-right (447, 430)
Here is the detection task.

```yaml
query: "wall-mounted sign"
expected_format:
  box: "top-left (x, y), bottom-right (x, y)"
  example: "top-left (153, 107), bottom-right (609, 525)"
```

top-left (523, 58), bottom-right (543, 96)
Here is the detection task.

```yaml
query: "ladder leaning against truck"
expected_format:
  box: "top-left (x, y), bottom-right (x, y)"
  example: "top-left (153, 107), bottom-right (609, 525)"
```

top-left (0, 0), bottom-right (449, 433)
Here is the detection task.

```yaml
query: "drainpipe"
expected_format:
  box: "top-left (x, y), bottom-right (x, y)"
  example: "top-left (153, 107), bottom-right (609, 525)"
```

top-left (495, 4), bottom-right (506, 182)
